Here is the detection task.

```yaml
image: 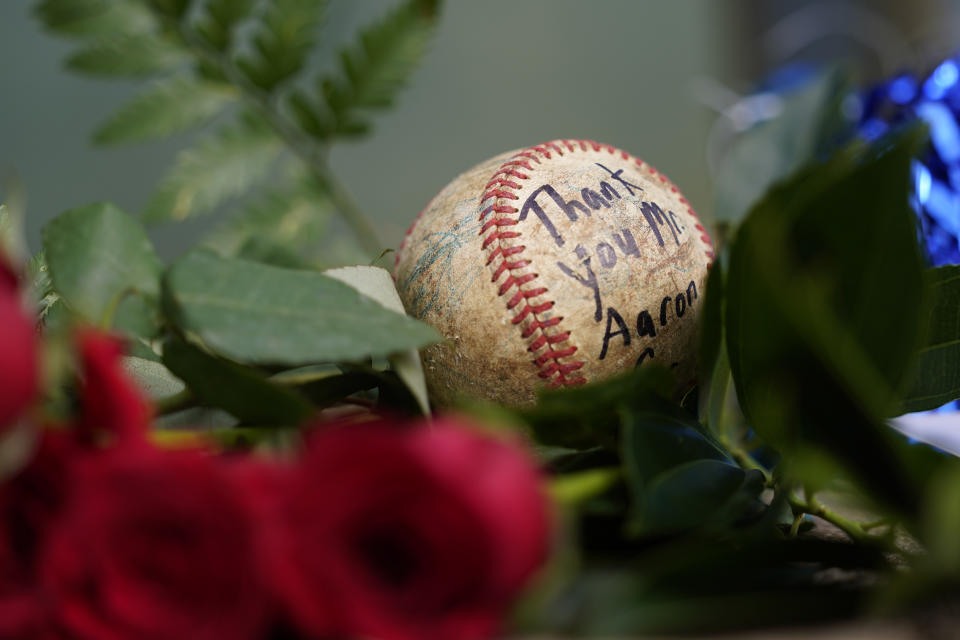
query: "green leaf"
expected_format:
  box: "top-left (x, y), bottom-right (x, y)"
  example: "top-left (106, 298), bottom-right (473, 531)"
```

top-left (112, 292), bottom-right (162, 351)
top-left (630, 460), bottom-right (764, 536)
top-left (237, 0), bottom-right (329, 91)
top-left (42, 203), bottom-right (162, 324)
top-left (162, 337), bottom-right (313, 426)
top-left (94, 76), bottom-right (235, 145)
top-left (714, 68), bottom-right (853, 225)
top-left (513, 366), bottom-right (674, 451)
top-left (194, 0), bottom-right (256, 51)
top-left (143, 114), bottom-right (283, 222)
top-left (146, 0), bottom-right (193, 20)
top-left (302, 0), bottom-right (441, 139)
top-left (162, 251), bottom-right (442, 365)
top-left (122, 356), bottom-right (185, 403)
top-left (35, 0), bottom-right (155, 38)
top-left (621, 405), bottom-right (730, 492)
top-left (202, 175), bottom-right (331, 259)
top-left (549, 468), bottom-right (622, 508)
top-left (900, 265), bottom-right (960, 413)
top-left (324, 265), bottom-right (431, 415)
top-left (67, 33), bottom-right (189, 77)
top-left (698, 262), bottom-right (724, 382)
top-left (725, 127), bottom-right (932, 515)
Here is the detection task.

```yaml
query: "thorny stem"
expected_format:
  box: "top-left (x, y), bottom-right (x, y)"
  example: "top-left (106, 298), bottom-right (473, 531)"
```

top-left (161, 13), bottom-right (385, 258)
top-left (726, 438), bottom-right (893, 547)
top-left (786, 490), bottom-right (884, 546)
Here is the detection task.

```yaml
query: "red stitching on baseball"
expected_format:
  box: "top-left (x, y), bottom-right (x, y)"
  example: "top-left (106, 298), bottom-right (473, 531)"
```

top-left (477, 139), bottom-right (713, 388)
top-left (479, 205), bottom-right (518, 221)
top-left (481, 189), bottom-right (519, 202)
top-left (484, 178), bottom-right (522, 190)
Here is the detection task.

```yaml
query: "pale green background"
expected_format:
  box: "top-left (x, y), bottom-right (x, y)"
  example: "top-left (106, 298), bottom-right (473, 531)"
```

top-left (3, 0), bottom-right (959, 258)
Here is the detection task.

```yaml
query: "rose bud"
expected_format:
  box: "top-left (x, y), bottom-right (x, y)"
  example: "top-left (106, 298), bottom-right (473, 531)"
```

top-left (74, 330), bottom-right (151, 448)
top-left (0, 258), bottom-right (39, 433)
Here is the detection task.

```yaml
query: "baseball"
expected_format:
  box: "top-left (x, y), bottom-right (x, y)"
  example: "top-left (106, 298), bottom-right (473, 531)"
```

top-left (395, 139), bottom-right (714, 406)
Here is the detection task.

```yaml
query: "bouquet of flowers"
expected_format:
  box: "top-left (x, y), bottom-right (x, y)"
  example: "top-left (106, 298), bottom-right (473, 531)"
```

top-left (4, 1), bottom-right (960, 638)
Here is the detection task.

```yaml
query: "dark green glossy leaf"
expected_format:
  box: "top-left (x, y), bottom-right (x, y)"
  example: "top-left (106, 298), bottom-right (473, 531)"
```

top-left (900, 265), bottom-right (960, 413)
top-left (629, 460), bottom-right (764, 536)
top-left (714, 68), bottom-right (853, 225)
top-left (163, 337), bottom-right (313, 425)
top-left (514, 366), bottom-right (674, 451)
top-left (163, 251), bottom-right (442, 365)
top-left (698, 261), bottom-right (725, 382)
top-left (621, 404), bottom-right (729, 491)
top-left (42, 203), bottom-right (162, 324)
top-left (726, 127), bottom-right (932, 515)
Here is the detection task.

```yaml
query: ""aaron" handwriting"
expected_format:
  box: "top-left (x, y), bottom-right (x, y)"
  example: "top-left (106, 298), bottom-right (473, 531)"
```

top-left (598, 280), bottom-right (699, 363)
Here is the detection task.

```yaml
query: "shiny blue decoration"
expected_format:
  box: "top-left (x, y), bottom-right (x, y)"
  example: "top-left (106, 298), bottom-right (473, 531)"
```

top-left (858, 52), bottom-right (960, 265)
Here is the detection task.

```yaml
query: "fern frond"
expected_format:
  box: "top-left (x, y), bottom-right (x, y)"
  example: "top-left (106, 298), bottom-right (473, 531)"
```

top-left (94, 76), bottom-right (237, 145)
top-left (203, 173), bottom-right (331, 258)
top-left (293, 0), bottom-right (441, 139)
top-left (35, 0), bottom-right (155, 38)
top-left (194, 0), bottom-right (257, 52)
top-left (67, 32), bottom-right (189, 78)
top-left (145, 0), bottom-right (194, 21)
top-left (237, 0), bottom-right (329, 92)
top-left (144, 113), bottom-right (284, 222)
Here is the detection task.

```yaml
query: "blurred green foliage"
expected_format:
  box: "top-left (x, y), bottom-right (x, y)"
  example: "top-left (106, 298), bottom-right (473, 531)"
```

top-left (20, 1), bottom-right (960, 635)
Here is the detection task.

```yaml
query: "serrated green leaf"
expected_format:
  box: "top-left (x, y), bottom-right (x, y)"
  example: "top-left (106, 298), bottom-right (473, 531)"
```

top-left (67, 32), bottom-right (189, 77)
top-left (35, 0), bottom-right (155, 38)
top-left (146, 0), bottom-right (192, 20)
top-left (143, 114), bottom-right (283, 222)
top-left (162, 337), bottom-right (313, 426)
top-left (195, 0), bottom-right (256, 51)
top-left (714, 69), bottom-right (854, 225)
top-left (900, 265), bottom-right (960, 413)
top-left (162, 251), bottom-right (442, 365)
top-left (94, 76), bottom-right (235, 145)
top-left (305, 0), bottom-right (440, 139)
top-left (725, 127), bottom-right (934, 515)
top-left (41, 203), bottom-right (162, 324)
top-left (202, 175), bottom-right (331, 258)
top-left (237, 0), bottom-right (328, 91)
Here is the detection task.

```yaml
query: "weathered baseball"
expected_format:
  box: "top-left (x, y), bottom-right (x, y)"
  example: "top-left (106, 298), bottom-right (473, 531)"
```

top-left (395, 139), bottom-right (714, 406)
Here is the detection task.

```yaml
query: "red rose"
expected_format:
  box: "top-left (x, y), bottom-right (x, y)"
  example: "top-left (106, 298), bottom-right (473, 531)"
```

top-left (0, 259), bottom-right (39, 433)
top-left (74, 330), bottom-right (151, 447)
top-left (269, 416), bottom-right (552, 640)
top-left (0, 430), bottom-right (75, 639)
top-left (38, 446), bottom-right (271, 640)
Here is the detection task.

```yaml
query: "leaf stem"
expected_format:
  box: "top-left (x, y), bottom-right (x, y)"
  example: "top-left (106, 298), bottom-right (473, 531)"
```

top-left (786, 490), bottom-right (881, 546)
top-left (162, 12), bottom-right (385, 258)
top-left (153, 388), bottom-right (197, 415)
